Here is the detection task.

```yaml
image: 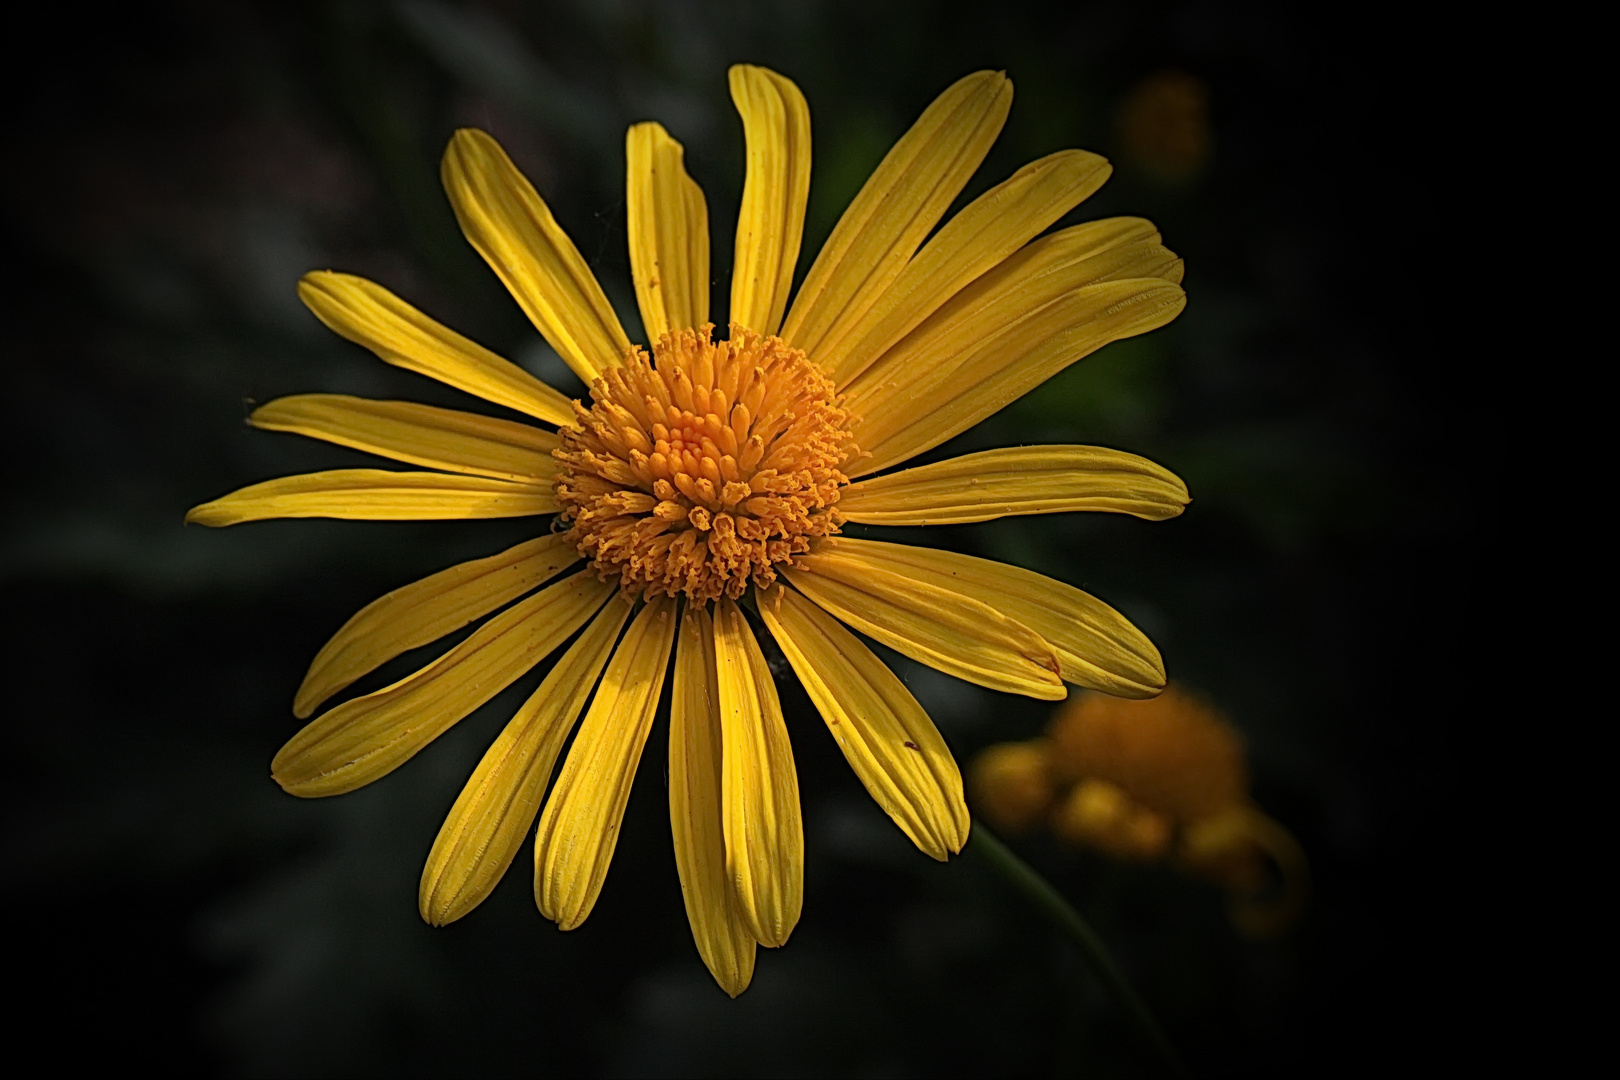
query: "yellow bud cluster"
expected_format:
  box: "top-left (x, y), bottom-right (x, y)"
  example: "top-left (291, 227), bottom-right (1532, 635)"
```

top-left (967, 687), bottom-right (1308, 938)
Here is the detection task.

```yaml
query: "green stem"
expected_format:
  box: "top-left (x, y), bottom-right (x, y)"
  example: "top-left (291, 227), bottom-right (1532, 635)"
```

top-left (968, 826), bottom-right (1188, 1078)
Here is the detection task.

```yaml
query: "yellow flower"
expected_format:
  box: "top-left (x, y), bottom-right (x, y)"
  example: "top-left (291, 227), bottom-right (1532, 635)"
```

top-left (188, 66), bottom-right (1188, 996)
top-left (970, 687), bottom-right (1309, 938)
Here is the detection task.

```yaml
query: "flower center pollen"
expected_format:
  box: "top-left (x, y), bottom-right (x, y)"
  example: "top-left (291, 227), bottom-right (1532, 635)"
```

top-left (555, 323), bottom-right (855, 601)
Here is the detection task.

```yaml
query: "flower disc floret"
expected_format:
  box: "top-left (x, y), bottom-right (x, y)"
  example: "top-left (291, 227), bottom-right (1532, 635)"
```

top-left (555, 323), bottom-right (855, 601)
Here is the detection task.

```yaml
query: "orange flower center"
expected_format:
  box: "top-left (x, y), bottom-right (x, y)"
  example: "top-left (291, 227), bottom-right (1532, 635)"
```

top-left (554, 323), bottom-right (855, 601)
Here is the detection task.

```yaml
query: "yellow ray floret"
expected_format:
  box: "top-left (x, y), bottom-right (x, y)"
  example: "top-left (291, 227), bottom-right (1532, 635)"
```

top-left (760, 585), bottom-right (968, 860)
top-left (781, 71), bottom-right (1012, 359)
top-left (184, 468), bottom-right (557, 527)
top-left (848, 275), bottom-right (1185, 476)
top-left (273, 570), bottom-right (613, 797)
top-left (626, 122), bottom-right (710, 343)
top-left (294, 534), bottom-right (580, 718)
top-left (250, 394), bottom-right (560, 483)
top-left (837, 445), bottom-right (1189, 525)
top-left (442, 128), bottom-right (631, 384)
top-left (713, 597), bottom-right (803, 948)
top-left (818, 538), bottom-right (1165, 697)
top-left (728, 64), bottom-right (811, 338)
top-left (533, 595), bottom-right (677, 930)
top-left (297, 271), bottom-right (575, 427)
top-left (817, 148), bottom-right (1111, 388)
top-left (670, 603), bottom-right (757, 996)
top-left (784, 547), bottom-right (1065, 700)
top-left (843, 217), bottom-right (1183, 473)
top-left (420, 597), bottom-right (631, 927)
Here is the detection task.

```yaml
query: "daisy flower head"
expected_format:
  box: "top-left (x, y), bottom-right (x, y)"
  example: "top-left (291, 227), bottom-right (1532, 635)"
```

top-left (188, 65), bottom-right (1189, 996)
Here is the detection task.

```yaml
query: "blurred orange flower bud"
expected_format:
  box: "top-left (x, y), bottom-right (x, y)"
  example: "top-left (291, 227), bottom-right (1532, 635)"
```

top-left (967, 739), bottom-right (1055, 834)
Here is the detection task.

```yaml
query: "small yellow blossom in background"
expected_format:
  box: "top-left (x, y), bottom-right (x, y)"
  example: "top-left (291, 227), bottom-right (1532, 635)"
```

top-left (188, 65), bottom-right (1189, 996)
top-left (1116, 71), bottom-right (1213, 184)
top-left (970, 686), bottom-right (1309, 938)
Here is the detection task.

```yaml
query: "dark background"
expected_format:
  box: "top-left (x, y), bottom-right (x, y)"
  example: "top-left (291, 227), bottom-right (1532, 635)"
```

top-left (2, 1), bottom-right (1462, 1075)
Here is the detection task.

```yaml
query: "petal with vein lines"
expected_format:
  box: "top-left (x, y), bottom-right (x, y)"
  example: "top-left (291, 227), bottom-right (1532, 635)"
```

top-left (760, 586), bottom-right (968, 859)
top-left (295, 534), bottom-right (580, 719)
top-left (184, 469), bottom-right (557, 527)
top-left (272, 570), bottom-right (613, 798)
top-left (728, 65), bottom-right (811, 338)
top-left (843, 218), bottom-right (1184, 473)
top-left (671, 603), bottom-right (756, 996)
top-left (783, 546), bottom-right (1064, 700)
top-left (251, 395), bottom-right (560, 482)
top-left (847, 276), bottom-right (1185, 476)
top-left (818, 538), bottom-right (1165, 698)
top-left (419, 597), bottom-right (630, 926)
top-left (837, 445), bottom-right (1189, 525)
top-left (780, 71), bottom-right (1012, 357)
top-left (819, 149), bottom-right (1111, 387)
top-left (534, 595), bottom-right (677, 930)
top-left (713, 597), bottom-right (803, 947)
top-left (627, 122), bottom-right (710, 342)
top-left (442, 128), bottom-right (631, 384)
top-left (298, 271), bottom-right (575, 426)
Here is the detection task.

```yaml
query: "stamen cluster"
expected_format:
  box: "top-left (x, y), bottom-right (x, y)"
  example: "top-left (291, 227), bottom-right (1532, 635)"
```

top-left (555, 323), bottom-right (855, 601)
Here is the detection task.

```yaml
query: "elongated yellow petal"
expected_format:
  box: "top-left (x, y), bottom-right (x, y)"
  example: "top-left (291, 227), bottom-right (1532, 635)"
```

top-left (817, 538), bottom-right (1165, 698)
top-left (784, 544), bottom-right (1064, 700)
top-left (272, 571), bottom-right (613, 797)
top-left (533, 595), bottom-right (677, 930)
top-left (297, 271), bottom-right (575, 427)
top-left (759, 586), bottom-right (968, 860)
top-left (442, 128), bottom-right (632, 384)
top-left (838, 445), bottom-right (1189, 525)
top-left (251, 394), bottom-right (560, 483)
top-left (844, 220), bottom-right (1185, 475)
top-left (419, 597), bottom-right (631, 926)
top-left (184, 469), bottom-right (556, 527)
top-left (849, 277), bottom-right (1185, 476)
top-left (627, 122), bottom-right (710, 342)
top-left (780, 71), bottom-right (1011, 358)
top-left (818, 150), bottom-right (1111, 387)
top-left (713, 597), bottom-right (803, 947)
top-left (295, 534), bottom-right (580, 719)
top-left (670, 603), bottom-right (756, 996)
top-left (728, 65), bottom-right (811, 337)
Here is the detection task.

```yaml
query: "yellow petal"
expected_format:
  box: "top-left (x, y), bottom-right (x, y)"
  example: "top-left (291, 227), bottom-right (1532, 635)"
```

top-left (184, 469), bottom-right (556, 527)
top-left (250, 394), bottom-right (560, 483)
top-left (849, 278), bottom-right (1184, 476)
top-left (837, 445), bottom-right (1189, 525)
top-left (297, 271), bottom-right (575, 427)
top-left (419, 597), bottom-right (631, 926)
top-left (780, 71), bottom-right (1011, 358)
top-left (626, 122), bottom-right (710, 342)
top-left (844, 222), bottom-right (1186, 476)
top-left (758, 586), bottom-right (968, 860)
top-left (784, 543), bottom-right (1064, 700)
top-left (817, 538), bottom-right (1165, 698)
top-left (670, 603), bottom-right (756, 996)
top-left (818, 149), bottom-right (1112, 387)
top-left (533, 595), bottom-right (677, 930)
top-left (712, 596), bottom-right (803, 947)
top-left (295, 534), bottom-right (580, 719)
top-left (728, 65), bottom-right (811, 338)
top-left (442, 128), bottom-right (632, 384)
top-left (272, 570), bottom-right (613, 798)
